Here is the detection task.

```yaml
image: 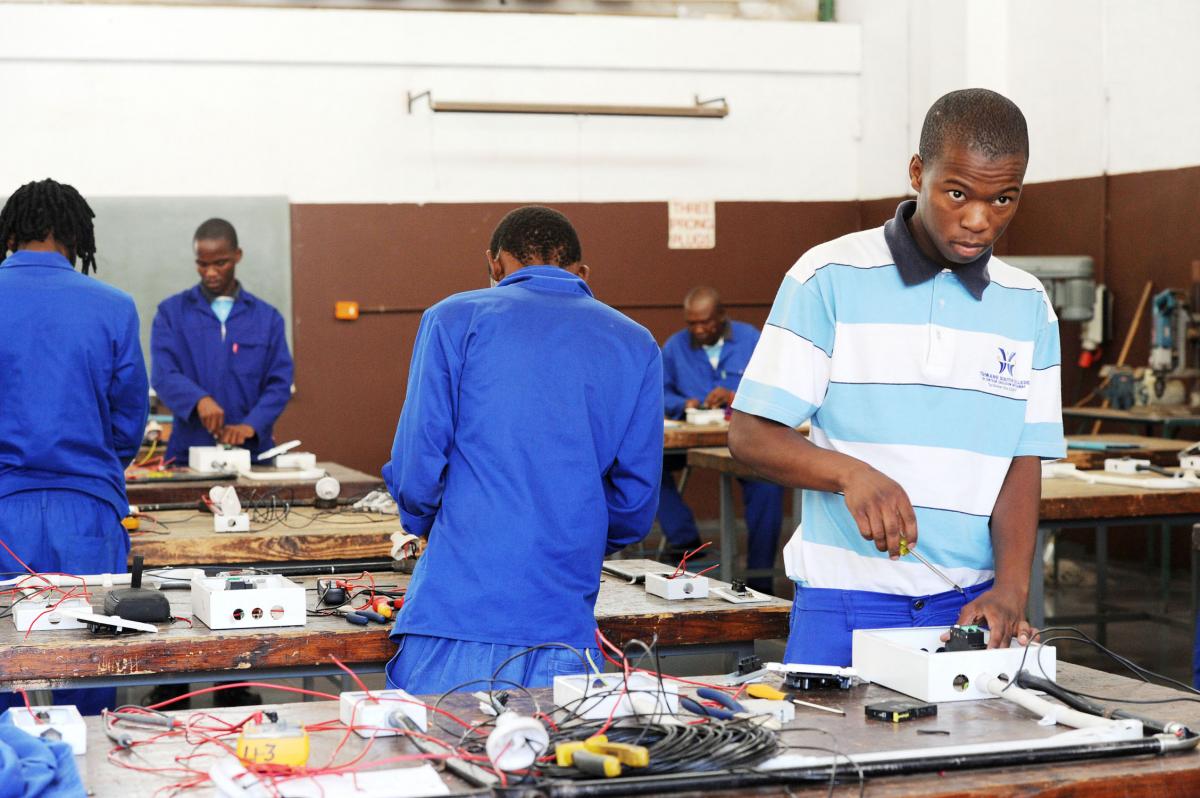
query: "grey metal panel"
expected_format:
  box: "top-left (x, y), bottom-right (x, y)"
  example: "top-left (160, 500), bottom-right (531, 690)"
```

top-left (85, 196), bottom-right (292, 361)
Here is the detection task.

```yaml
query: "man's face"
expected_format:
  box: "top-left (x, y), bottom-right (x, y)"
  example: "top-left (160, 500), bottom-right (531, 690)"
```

top-left (195, 238), bottom-right (241, 296)
top-left (909, 144), bottom-right (1026, 267)
top-left (686, 299), bottom-right (725, 346)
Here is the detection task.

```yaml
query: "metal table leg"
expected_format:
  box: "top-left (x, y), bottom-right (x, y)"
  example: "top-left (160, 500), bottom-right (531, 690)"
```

top-left (719, 473), bottom-right (736, 583)
top-left (1193, 524), bottom-right (1200, 689)
top-left (1029, 526), bottom-right (1048, 628)
top-left (1097, 524), bottom-right (1109, 645)
top-left (1162, 524), bottom-right (1173, 615)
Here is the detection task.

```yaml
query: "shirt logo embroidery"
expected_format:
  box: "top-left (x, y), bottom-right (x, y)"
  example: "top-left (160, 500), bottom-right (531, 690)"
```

top-left (980, 345), bottom-right (1029, 393)
top-left (997, 348), bottom-right (1016, 375)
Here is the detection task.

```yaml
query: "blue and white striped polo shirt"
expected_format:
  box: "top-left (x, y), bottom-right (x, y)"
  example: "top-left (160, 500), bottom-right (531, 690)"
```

top-left (732, 201), bottom-right (1065, 596)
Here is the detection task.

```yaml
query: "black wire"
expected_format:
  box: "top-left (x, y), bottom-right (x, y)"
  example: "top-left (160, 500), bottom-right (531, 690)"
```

top-left (1005, 625), bottom-right (1200, 706)
top-left (0, 591), bottom-right (38, 619)
top-left (779, 727), bottom-right (864, 798)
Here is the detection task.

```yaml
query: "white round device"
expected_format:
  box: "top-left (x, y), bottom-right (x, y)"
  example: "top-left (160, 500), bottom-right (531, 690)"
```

top-left (486, 712), bottom-right (548, 771)
top-left (315, 476), bottom-right (340, 501)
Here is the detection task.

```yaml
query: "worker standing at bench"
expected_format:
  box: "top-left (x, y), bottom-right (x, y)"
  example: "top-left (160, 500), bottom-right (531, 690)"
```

top-left (659, 286), bottom-right (783, 593)
top-left (0, 179), bottom-right (149, 714)
top-left (383, 206), bottom-right (663, 695)
top-left (151, 218), bottom-right (293, 463)
top-left (729, 90), bottom-right (1065, 665)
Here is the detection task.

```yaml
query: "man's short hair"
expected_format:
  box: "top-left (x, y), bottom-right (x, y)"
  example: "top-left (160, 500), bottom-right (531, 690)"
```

top-left (493, 206), bottom-right (581, 268)
top-left (684, 286), bottom-right (722, 311)
top-left (918, 88), bottom-right (1029, 164)
top-left (194, 218), bottom-right (239, 249)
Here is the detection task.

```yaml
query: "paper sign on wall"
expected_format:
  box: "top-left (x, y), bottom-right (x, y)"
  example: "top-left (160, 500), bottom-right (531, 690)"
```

top-left (668, 200), bottom-right (716, 250)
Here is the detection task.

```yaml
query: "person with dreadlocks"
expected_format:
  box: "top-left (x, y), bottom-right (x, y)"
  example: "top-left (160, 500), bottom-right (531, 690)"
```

top-left (150, 218), bottom-right (294, 464)
top-left (382, 206), bottom-right (663, 695)
top-left (0, 178), bottom-right (149, 714)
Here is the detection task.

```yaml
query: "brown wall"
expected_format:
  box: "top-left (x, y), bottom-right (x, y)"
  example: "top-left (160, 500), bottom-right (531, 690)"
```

top-left (278, 168), bottom-right (1200, 539)
top-left (1105, 166), bottom-right (1200, 389)
top-left (280, 201), bottom-right (860, 479)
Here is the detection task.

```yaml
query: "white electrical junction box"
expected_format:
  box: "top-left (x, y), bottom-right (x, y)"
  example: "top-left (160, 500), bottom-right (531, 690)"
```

top-left (191, 574), bottom-right (306, 630)
top-left (4, 705), bottom-right (87, 754)
top-left (12, 598), bottom-right (91, 632)
top-left (339, 689), bottom-right (428, 737)
top-left (852, 627), bottom-right (1056, 703)
top-left (645, 572), bottom-right (709, 600)
top-left (553, 672), bottom-right (679, 720)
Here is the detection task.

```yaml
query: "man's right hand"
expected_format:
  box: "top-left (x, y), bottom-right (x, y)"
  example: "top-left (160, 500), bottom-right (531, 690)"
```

top-left (840, 464), bottom-right (918, 559)
top-left (684, 399), bottom-right (702, 411)
top-left (196, 396), bottom-right (225, 436)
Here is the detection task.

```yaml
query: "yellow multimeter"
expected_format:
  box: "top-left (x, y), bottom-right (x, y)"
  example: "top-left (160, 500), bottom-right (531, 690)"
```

top-left (236, 722), bottom-right (310, 767)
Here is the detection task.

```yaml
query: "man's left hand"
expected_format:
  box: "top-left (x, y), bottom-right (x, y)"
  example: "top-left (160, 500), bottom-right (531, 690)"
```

top-left (943, 587), bottom-right (1035, 649)
top-left (703, 387), bottom-right (735, 408)
top-left (218, 424), bottom-right (256, 446)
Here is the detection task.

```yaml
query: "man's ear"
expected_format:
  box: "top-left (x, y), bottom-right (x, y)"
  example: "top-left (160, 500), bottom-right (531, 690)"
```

top-left (486, 249), bottom-right (504, 284)
top-left (573, 263), bottom-right (591, 283)
top-left (908, 154), bottom-right (924, 194)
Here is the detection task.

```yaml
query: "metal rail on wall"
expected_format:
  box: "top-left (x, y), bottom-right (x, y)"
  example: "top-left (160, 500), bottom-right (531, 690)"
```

top-left (406, 91), bottom-right (729, 119)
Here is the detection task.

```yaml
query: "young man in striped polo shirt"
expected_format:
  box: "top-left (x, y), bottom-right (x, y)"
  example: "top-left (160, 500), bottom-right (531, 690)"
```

top-left (728, 89), bottom-right (1064, 665)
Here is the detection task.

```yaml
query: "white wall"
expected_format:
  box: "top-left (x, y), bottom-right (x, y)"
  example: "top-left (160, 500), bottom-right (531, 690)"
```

top-left (1103, 0), bottom-right (1200, 176)
top-left (1, 1), bottom-right (1197, 204)
top-left (846, 0), bottom-right (1200, 199)
top-left (0, 4), bottom-right (862, 203)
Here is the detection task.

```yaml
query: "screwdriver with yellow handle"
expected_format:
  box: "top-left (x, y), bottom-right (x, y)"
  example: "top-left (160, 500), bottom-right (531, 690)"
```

top-left (747, 683), bottom-right (846, 716)
top-left (899, 538), bottom-right (964, 594)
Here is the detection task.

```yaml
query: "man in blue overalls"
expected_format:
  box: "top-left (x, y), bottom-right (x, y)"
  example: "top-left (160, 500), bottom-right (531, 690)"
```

top-left (0, 179), bottom-right (149, 715)
top-left (384, 206), bottom-right (663, 696)
top-left (660, 287), bottom-right (783, 593)
top-left (151, 218), bottom-right (293, 466)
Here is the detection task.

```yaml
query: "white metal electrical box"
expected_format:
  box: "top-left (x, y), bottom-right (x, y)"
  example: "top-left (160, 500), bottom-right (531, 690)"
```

top-left (189, 446), bottom-right (251, 474)
top-left (191, 574), bottom-right (306, 630)
top-left (852, 627), bottom-right (1056, 703)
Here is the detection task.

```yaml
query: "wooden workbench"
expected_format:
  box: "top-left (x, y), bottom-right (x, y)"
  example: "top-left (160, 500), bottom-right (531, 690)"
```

top-left (1064, 433), bottom-right (1189, 470)
top-left (1063, 404), bottom-right (1200, 437)
top-left (687, 446), bottom-right (1200, 628)
top-left (81, 662), bottom-right (1200, 797)
top-left (1040, 469), bottom-right (1200, 520)
top-left (687, 445), bottom-right (1200, 523)
top-left (125, 461), bottom-right (383, 505)
top-left (128, 508), bottom-right (397, 566)
top-left (663, 420), bottom-right (729, 451)
top-left (0, 560), bottom-right (789, 691)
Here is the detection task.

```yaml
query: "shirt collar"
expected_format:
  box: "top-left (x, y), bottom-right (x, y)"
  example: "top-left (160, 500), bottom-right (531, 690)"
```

top-left (0, 249), bottom-right (76, 271)
top-left (883, 200), bottom-right (990, 301)
top-left (690, 320), bottom-right (733, 349)
top-left (190, 281), bottom-right (250, 306)
top-left (497, 265), bottom-right (594, 297)
top-left (199, 280), bottom-right (242, 303)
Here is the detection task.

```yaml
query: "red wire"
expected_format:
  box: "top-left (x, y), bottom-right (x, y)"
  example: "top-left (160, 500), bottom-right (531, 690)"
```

top-left (0, 538), bottom-right (38, 575)
top-left (18, 690), bottom-right (37, 722)
top-left (330, 656), bottom-right (373, 699)
top-left (667, 541), bottom-right (712, 579)
top-left (144, 681), bottom-right (340, 710)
